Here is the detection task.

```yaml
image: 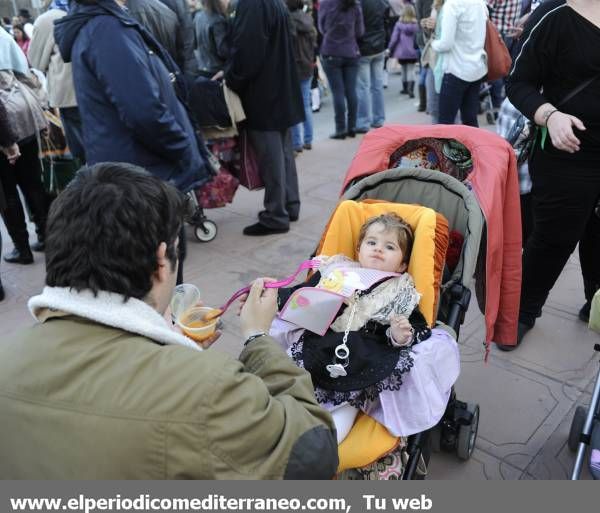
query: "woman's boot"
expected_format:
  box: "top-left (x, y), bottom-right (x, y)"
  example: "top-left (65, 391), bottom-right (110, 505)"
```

top-left (408, 81), bottom-right (415, 98)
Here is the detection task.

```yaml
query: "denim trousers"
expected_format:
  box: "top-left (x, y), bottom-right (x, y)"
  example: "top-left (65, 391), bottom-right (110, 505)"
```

top-left (321, 55), bottom-right (360, 133)
top-left (425, 67), bottom-right (440, 124)
top-left (438, 73), bottom-right (481, 127)
top-left (356, 52), bottom-right (385, 130)
top-left (291, 77), bottom-right (313, 149)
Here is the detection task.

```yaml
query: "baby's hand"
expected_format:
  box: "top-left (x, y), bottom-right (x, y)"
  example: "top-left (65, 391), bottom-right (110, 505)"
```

top-left (390, 315), bottom-right (414, 347)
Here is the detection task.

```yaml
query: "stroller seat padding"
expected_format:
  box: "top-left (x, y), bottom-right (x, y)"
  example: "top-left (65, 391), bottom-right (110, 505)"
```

top-left (315, 200), bottom-right (449, 327)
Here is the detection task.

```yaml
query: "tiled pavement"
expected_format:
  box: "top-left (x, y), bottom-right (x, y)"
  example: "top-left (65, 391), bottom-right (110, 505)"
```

top-left (1, 72), bottom-right (598, 479)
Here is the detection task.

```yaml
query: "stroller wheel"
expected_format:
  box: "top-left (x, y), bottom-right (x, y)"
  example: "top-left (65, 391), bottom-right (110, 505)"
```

top-left (568, 405), bottom-right (587, 452)
top-left (457, 403), bottom-right (479, 460)
top-left (194, 220), bottom-right (218, 243)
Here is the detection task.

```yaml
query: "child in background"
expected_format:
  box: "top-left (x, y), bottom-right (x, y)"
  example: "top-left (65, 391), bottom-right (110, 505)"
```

top-left (271, 213), bottom-right (460, 443)
top-left (388, 4), bottom-right (419, 98)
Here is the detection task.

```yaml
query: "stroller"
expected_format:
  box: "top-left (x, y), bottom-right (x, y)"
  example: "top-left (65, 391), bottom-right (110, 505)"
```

top-left (569, 289), bottom-right (600, 480)
top-left (185, 77), bottom-right (250, 243)
top-left (319, 124), bottom-right (521, 479)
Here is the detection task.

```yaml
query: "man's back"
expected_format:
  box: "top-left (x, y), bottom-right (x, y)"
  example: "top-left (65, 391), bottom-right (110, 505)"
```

top-left (226, 0), bottom-right (303, 131)
top-left (0, 315), bottom-right (336, 478)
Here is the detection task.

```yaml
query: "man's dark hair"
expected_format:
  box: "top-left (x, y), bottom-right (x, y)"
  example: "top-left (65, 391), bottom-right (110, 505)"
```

top-left (45, 162), bottom-right (187, 300)
top-left (202, 0), bottom-right (227, 15)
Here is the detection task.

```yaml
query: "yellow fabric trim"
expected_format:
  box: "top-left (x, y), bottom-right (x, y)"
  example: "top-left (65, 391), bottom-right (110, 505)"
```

top-left (337, 413), bottom-right (399, 473)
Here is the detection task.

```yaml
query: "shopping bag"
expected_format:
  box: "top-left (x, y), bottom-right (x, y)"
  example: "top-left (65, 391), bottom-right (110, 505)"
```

top-left (233, 130), bottom-right (264, 191)
top-left (40, 109), bottom-right (71, 159)
top-left (194, 167), bottom-right (239, 209)
top-left (41, 156), bottom-right (81, 195)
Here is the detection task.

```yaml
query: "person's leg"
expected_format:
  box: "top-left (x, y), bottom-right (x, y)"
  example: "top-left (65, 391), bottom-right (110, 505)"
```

top-left (291, 122), bottom-right (303, 152)
top-left (342, 57), bottom-right (360, 134)
top-left (282, 129), bottom-right (300, 221)
top-left (406, 62), bottom-right (415, 98)
top-left (0, 150), bottom-right (33, 262)
top-left (458, 79), bottom-right (481, 127)
top-left (579, 194), bottom-right (600, 307)
top-left (331, 403), bottom-right (360, 444)
top-left (300, 78), bottom-right (313, 147)
top-left (356, 55), bottom-right (372, 132)
top-left (490, 78), bottom-right (505, 110)
top-left (400, 63), bottom-right (408, 94)
top-left (370, 52), bottom-right (386, 127)
top-left (418, 63), bottom-right (428, 112)
top-left (59, 106), bottom-right (86, 163)
top-left (14, 139), bottom-right (48, 245)
top-left (520, 156), bottom-right (600, 327)
top-left (425, 67), bottom-right (439, 123)
top-left (520, 192), bottom-right (534, 247)
top-left (321, 56), bottom-right (347, 135)
top-left (248, 129), bottom-right (290, 230)
top-left (438, 73), bottom-right (467, 125)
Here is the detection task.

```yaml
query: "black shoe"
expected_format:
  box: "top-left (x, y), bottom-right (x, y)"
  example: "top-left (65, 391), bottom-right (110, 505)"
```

top-left (3, 247), bottom-right (33, 264)
top-left (329, 132), bottom-right (346, 140)
top-left (303, 143), bottom-right (312, 150)
top-left (0, 280), bottom-right (4, 302)
top-left (243, 222), bottom-right (289, 236)
top-left (347, 130), bottom-right (356, 138)
top-left (290, 214), bottom-right (299, 222)
top-left (355, 127), bottom-right (369, 134)
top-left (496, 321), bottom-right (533, 351)
top-left (31, 240), bottom-right (45, 252)
top-left (579, 302), bottom-right (591, 323)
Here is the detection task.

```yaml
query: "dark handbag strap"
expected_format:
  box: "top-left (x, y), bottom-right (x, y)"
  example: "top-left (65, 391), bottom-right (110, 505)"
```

top-left (557, 73), bottom-right (600, 107)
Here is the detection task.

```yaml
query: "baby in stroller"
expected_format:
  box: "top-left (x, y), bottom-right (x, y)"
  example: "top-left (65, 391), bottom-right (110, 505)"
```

top-left (270, 210), bottom-right (460, 446)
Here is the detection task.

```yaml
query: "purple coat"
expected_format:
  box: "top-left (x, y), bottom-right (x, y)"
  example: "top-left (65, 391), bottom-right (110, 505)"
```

top-left (388, 21), bottom-right (418, 61)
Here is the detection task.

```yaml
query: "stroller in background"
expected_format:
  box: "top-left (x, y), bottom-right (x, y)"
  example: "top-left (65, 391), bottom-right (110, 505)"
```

top-left (333, 124), bottom-right (521, 478)
top-left (569, 289), bottom-right (600, 480)
top-left (185, 76), bottom-right (252, 243)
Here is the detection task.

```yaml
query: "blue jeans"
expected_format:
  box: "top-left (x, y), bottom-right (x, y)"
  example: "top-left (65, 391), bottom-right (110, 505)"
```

top-left (291, 78), bottom-right (313, 149)
top-left (356, 52), bottom-right (385, 130)
top-left (425, 67), bottom-right (440, 124)
top-left (438, 73), bottom-right (481, 127)
top-left (321, 55), bottom-right (360, 134)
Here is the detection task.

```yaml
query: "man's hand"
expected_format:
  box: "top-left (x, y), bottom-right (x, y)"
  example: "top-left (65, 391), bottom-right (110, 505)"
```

top-left (390, 315), bottom-right (413, 347)
top-left (239, 278), bottom-right (278, 339)
top-left (2, 143), bottom-right (20, 165)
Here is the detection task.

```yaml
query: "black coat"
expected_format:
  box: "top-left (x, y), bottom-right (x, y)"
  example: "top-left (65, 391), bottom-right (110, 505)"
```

top-left (358, 0), bottom-right (394, 57)
top-left (225, 0), bottom-right (303, 131)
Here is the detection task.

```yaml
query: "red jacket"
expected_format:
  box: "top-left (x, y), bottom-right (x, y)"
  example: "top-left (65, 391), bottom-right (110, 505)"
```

top-left (342, 124), bottom-right (522, 346)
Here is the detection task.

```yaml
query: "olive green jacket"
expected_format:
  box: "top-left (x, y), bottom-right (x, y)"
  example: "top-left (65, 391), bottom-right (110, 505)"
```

top-left (0, 290), bottom-right (337, 479)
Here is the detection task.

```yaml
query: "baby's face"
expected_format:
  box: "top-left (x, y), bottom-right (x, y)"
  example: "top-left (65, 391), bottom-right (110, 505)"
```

top-left (358, 223), bottom-right (407, 273)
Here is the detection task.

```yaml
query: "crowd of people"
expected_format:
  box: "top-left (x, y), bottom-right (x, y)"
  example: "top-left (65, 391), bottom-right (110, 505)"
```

top-left (0, 0), bottom-right (598, 478)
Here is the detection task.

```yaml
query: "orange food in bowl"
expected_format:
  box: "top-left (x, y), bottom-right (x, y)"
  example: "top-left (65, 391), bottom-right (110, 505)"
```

top-left (177, 307), bottom-right (218, 342)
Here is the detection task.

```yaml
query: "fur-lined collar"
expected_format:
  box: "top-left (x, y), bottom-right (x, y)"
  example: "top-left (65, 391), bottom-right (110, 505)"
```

top-left (28, 287), bottom-right (201, 351)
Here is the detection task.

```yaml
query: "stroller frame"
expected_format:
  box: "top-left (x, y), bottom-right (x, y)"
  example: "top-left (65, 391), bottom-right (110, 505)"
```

top-left (341, 167), bottom-right (484, 480)
top-left (570, 343), bottom-right (600, 480)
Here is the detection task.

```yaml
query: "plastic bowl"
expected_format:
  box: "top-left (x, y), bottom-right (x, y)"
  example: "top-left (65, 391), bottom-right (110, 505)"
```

top-left (177, 306), bottom-right (218, 342)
